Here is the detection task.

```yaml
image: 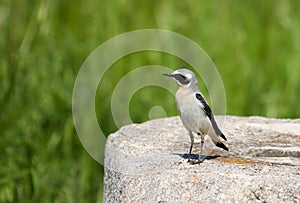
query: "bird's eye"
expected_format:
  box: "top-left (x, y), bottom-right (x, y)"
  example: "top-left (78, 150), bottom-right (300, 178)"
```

top-left (175, 74), bottom-right (189, 85)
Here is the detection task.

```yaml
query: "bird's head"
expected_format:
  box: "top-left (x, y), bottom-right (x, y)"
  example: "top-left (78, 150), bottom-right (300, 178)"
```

top-left (163, 68), bottom-right (198, 89)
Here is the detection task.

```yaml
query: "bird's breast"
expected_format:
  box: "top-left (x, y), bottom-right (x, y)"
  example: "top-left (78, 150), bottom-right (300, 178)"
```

top-left (175, 91), bottom-right (210, 133)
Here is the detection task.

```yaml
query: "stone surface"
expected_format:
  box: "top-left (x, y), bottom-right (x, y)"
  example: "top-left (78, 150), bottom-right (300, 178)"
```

top-left (104, 116), bottom-right (300, 202)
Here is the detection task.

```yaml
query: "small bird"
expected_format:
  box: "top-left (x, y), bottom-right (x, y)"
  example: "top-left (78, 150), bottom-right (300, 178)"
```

top-left (163, 68), bottom-right (228, 164)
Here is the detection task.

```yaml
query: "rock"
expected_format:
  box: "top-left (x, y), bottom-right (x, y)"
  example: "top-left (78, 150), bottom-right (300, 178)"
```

top-left (104, 116), bottom-right (300, 202)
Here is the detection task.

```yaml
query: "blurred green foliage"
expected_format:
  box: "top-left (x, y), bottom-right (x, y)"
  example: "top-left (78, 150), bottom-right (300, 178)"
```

top-left (1, 0), bottom-right (300, 202)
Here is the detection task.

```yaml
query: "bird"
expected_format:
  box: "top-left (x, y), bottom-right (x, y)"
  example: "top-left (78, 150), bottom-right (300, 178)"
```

top-left (163, 68), bottom-right (228, 164)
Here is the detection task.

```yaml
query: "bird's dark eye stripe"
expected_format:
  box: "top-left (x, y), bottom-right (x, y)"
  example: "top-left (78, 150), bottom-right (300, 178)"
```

top-left (175, 74), bottom-right (189, 85)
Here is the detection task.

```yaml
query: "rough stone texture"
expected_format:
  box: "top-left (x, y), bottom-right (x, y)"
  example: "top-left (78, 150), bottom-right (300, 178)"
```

top-left (104, 116), bottom-right (300, 202)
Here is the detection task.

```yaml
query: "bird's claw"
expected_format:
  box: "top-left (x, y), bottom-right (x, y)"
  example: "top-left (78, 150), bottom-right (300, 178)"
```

top-left (188, 159), bottom-right (204, 165)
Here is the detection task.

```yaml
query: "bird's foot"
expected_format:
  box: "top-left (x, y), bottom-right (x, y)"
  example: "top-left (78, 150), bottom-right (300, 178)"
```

top-left (188, 159), bottom-right (204, 165)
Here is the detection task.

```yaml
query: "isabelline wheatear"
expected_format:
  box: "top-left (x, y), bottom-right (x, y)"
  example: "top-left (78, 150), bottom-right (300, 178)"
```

top-left (163, 68), bottom-right (228, 164)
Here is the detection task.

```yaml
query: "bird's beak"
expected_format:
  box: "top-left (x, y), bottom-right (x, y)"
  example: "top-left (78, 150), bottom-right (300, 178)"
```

top-left (163, 73), bottom-right (173, 77)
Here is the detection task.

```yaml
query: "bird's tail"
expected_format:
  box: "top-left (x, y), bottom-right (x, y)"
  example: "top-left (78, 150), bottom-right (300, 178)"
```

top-left (215, 141), bottom-right (229, 151)
top-left (208, 128), bottom-right (229, 151)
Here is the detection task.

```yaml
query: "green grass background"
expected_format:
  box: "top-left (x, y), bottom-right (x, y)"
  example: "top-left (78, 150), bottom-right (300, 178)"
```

top-left (1, 0), bottom-right (300, 202)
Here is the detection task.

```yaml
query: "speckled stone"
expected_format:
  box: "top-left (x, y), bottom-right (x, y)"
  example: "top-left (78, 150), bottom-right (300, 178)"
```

top-left (104, 116), bottom-right (300, 202)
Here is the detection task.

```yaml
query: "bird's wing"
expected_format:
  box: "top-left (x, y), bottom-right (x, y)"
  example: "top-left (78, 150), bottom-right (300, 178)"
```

top-left (195, 93), bottom-right (227, 141)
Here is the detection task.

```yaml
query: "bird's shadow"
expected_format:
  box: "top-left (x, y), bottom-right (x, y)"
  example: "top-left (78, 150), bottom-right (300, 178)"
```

top-left (174, 153), bottom-right (221, 161)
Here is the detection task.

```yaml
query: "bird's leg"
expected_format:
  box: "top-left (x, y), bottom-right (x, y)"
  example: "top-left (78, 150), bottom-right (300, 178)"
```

top-left (199, 133), bottom-right (205, 162)
top-left (188, 131), bottom-right (194, 162)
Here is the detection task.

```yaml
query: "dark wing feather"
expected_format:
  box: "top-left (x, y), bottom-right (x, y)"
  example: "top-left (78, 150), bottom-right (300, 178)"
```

top-left (195, 93), bottom-right (212, 119)
top-left (195, 93), bottom-right (227, 141)
top-left (210, 115), bottom-right (227, 141)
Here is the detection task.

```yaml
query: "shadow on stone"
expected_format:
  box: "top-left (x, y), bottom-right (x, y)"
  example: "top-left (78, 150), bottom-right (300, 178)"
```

top-left (174, 153), bottom-right (222, 161)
